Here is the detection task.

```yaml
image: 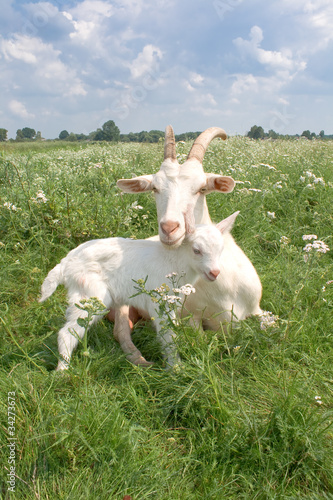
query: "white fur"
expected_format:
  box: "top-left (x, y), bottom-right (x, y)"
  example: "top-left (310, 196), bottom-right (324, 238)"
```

top-left (39, 215), bottom-right (237, 370)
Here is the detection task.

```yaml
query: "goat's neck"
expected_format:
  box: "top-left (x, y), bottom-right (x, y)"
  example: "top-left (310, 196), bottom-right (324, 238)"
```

top-left (194, 198), bottom-right (212, 225)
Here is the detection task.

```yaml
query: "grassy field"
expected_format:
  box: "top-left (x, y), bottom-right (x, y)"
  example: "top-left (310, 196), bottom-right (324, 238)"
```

top-left (0, 137), bottom-right (332, 499)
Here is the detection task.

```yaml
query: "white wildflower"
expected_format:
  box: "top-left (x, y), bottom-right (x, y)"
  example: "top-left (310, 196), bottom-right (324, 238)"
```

top-left (31, 190), bottom-right (48, 203)
top-left (280, 236), bottom-right (290, 245)
top-left (155, 284), bottom-right (169, 294)
top-left (131, 202), bottom-right (143, 210)
top-left (305, 171), bottom-right (315, 179)
top-left (259, 310), bottom-right (279, 330)
top-left (165, 272), bottom-right (178, 278)
top-left (313, 177), bottom-right (325, 186)
top-left (259, 163), bottom-right (276, 170)
top-left (4, 202), bottom-right (19, 211)
top-left (248, 188), bottom-right (262, 193)
top-left (315, 396), bottom-right (323, 405)
top-left (162, 295), bottom-right (181, 304)
top-left (93, 163), bottom-right (103, 169)
top-left (303, 240), bottom-right (330, 254)
top-left (272, 181), bottom-right (283, 189)
top-left (178, 284), bottom-right (196, 296)
top-left (299, 176), bottom-right (305, 182)
top-left (267, 211), bottom-right (276, 219)
top-left (302, 234), bottom-right (317, 241)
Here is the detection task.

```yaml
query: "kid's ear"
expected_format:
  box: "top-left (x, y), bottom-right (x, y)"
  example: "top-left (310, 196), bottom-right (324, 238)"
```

top-left (216, 211), bottom-right (240, 234)
top-left (205, 174), bottom-right (235, 194)
top-left (117, 175), bottom-right (154, 193)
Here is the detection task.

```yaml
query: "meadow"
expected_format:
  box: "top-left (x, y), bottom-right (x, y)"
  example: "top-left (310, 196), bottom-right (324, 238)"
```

top-left (0, 136), bottom-right (332, 499)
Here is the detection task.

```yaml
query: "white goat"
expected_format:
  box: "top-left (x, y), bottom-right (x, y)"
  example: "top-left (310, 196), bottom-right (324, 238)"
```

top-left (113, 126), bottom-right (262, 364)
top-left (39, 212), bottom-right (239, 370)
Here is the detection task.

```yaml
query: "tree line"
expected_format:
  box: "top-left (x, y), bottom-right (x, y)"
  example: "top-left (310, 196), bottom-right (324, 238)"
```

top-left (246, 125), bottom-right (333, 140)
top-left (1, 121), bottom-right (332, 143)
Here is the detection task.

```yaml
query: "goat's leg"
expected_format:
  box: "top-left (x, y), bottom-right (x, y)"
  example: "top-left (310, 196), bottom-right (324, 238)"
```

top-left (56, 300), bottom-right (100, 371)
top-left (114, 305), bottom-right (153, 366)
top-left (56, 281), bottom-right (112, 371)
top-left (154, 316), bottom-right (180, 368)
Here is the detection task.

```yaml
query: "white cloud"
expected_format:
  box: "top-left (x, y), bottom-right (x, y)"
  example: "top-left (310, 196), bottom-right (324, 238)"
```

top-left (8, 100), bottom-right (35, 119)
top-left (1, 35), bottom-right (40, 64)
top-left (234, 26), bottom-right (306, 72)
top-left (129, 44), bottom-right (163, 79)
top-left (190, 72), bottom-right (204, 86)
top-left (1, 34), bottom-right (86, 97)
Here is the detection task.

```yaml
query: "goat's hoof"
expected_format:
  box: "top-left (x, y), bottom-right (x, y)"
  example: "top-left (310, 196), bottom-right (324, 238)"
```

top-left (55, 360), bottom-right (69, 371)
top-left (127, 354), bottom-right (153, 367)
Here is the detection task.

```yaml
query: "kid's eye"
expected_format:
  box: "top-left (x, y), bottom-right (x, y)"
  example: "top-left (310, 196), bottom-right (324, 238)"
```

top-left (193, 248), bottom-right (202, 255)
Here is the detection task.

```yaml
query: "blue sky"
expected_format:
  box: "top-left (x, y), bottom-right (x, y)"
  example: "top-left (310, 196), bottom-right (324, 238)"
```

top-left (0, 0), bottom-right (332, 139)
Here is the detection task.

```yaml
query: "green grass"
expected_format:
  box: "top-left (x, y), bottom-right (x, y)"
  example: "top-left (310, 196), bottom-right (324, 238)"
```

top-left (1, 137), bottom-right (332, 499)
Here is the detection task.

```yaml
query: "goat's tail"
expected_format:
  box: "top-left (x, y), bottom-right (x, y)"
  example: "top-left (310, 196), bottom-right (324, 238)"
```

top-left (39, 264), bottom-right (62, 302)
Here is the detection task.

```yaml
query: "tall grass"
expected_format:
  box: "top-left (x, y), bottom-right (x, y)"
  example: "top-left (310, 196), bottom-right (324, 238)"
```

top-left (1, 138), bottom-right (332, 499)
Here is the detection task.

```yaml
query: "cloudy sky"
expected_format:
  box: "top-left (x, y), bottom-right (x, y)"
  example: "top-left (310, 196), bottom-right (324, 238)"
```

top-left (0, 0), bottom-right (332, 139)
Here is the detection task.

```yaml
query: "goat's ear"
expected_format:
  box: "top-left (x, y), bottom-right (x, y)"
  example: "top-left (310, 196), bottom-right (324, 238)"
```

top-left (216, 211), bottom-right (240, 234)
top-left (117, 175), bottom-right (154, 193)
top-left (205, 174), bottom-right (235, 193)
top-left (183, 204), bottom-right (196, 235)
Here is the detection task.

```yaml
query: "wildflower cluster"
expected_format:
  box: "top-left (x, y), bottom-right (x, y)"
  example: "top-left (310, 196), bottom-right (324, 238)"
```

top-left (31, 190), bottom-right (48, 204)
top-left (280, 236), bottom-right (291, 245)
top-left (133, 273), bottom-right (196, 328)
top-left (302, 234), bottom-right (330, 255)
top-left (299, 170), bottom-right (326, 188)
top-left (3, 202), bottom-right (20, 212)
top-left (258, 310), bottom-right (279, 330)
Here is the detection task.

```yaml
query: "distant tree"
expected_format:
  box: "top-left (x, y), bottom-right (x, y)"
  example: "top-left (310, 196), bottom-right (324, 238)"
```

top-left (92, 128), bottom-right (105, 141)
top-left (75, 133), bottom-right (88, 141)
top-left (247, 125), bottom-right (265, 139)
top-left (319, 130), bottom-right (325, 139)
top-left (138, 131), bottom-right (150, 142)
top-left (0, 128), bottom-right (8, 141)
top-left (35, 131), bottom-right (42, 141)
top-left (16, 129), bottom-right (24, 141)
top-left (119, 134), bottom-right (130, 142)
top-left (67, 132), bottom-right (78, 142)
top-left (59, 130), bottom-right (69, 140)
top-left (148, 130), bottom-right (164, 142)
top-left (268, 129), bottom-right (279, 139)
top-left (301, 130), bottom-right (311, 140)
top-left (127, 132), bottom-right (139, 142)
top-left (101, 120), bottom-right (120, 142)
top-left (21, 127), bottom-right (36, 139)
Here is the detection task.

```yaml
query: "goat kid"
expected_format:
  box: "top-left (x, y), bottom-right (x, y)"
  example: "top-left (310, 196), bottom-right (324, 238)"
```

top-left (39, 212), bottom-right (239, 370)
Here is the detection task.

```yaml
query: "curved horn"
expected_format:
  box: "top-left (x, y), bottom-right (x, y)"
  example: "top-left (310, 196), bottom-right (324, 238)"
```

top-left (164, 125), bottom-right (177, 162)
top-left (187, 127), bottom-right (227, 163)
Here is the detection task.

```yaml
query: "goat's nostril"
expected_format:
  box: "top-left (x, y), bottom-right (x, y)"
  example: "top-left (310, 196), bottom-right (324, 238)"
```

top-left (160, 221), bottom-right (180, 236)
top-left (209, 269), bottom-right (220, 280)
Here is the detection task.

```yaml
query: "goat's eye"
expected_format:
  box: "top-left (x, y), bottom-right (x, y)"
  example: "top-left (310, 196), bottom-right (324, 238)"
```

top-left (199, 186), bottom-right (208, 194)
top-left (152, 186), bottom-right (159, 193)
top-left (193, 248), bottom-right (202, 255)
